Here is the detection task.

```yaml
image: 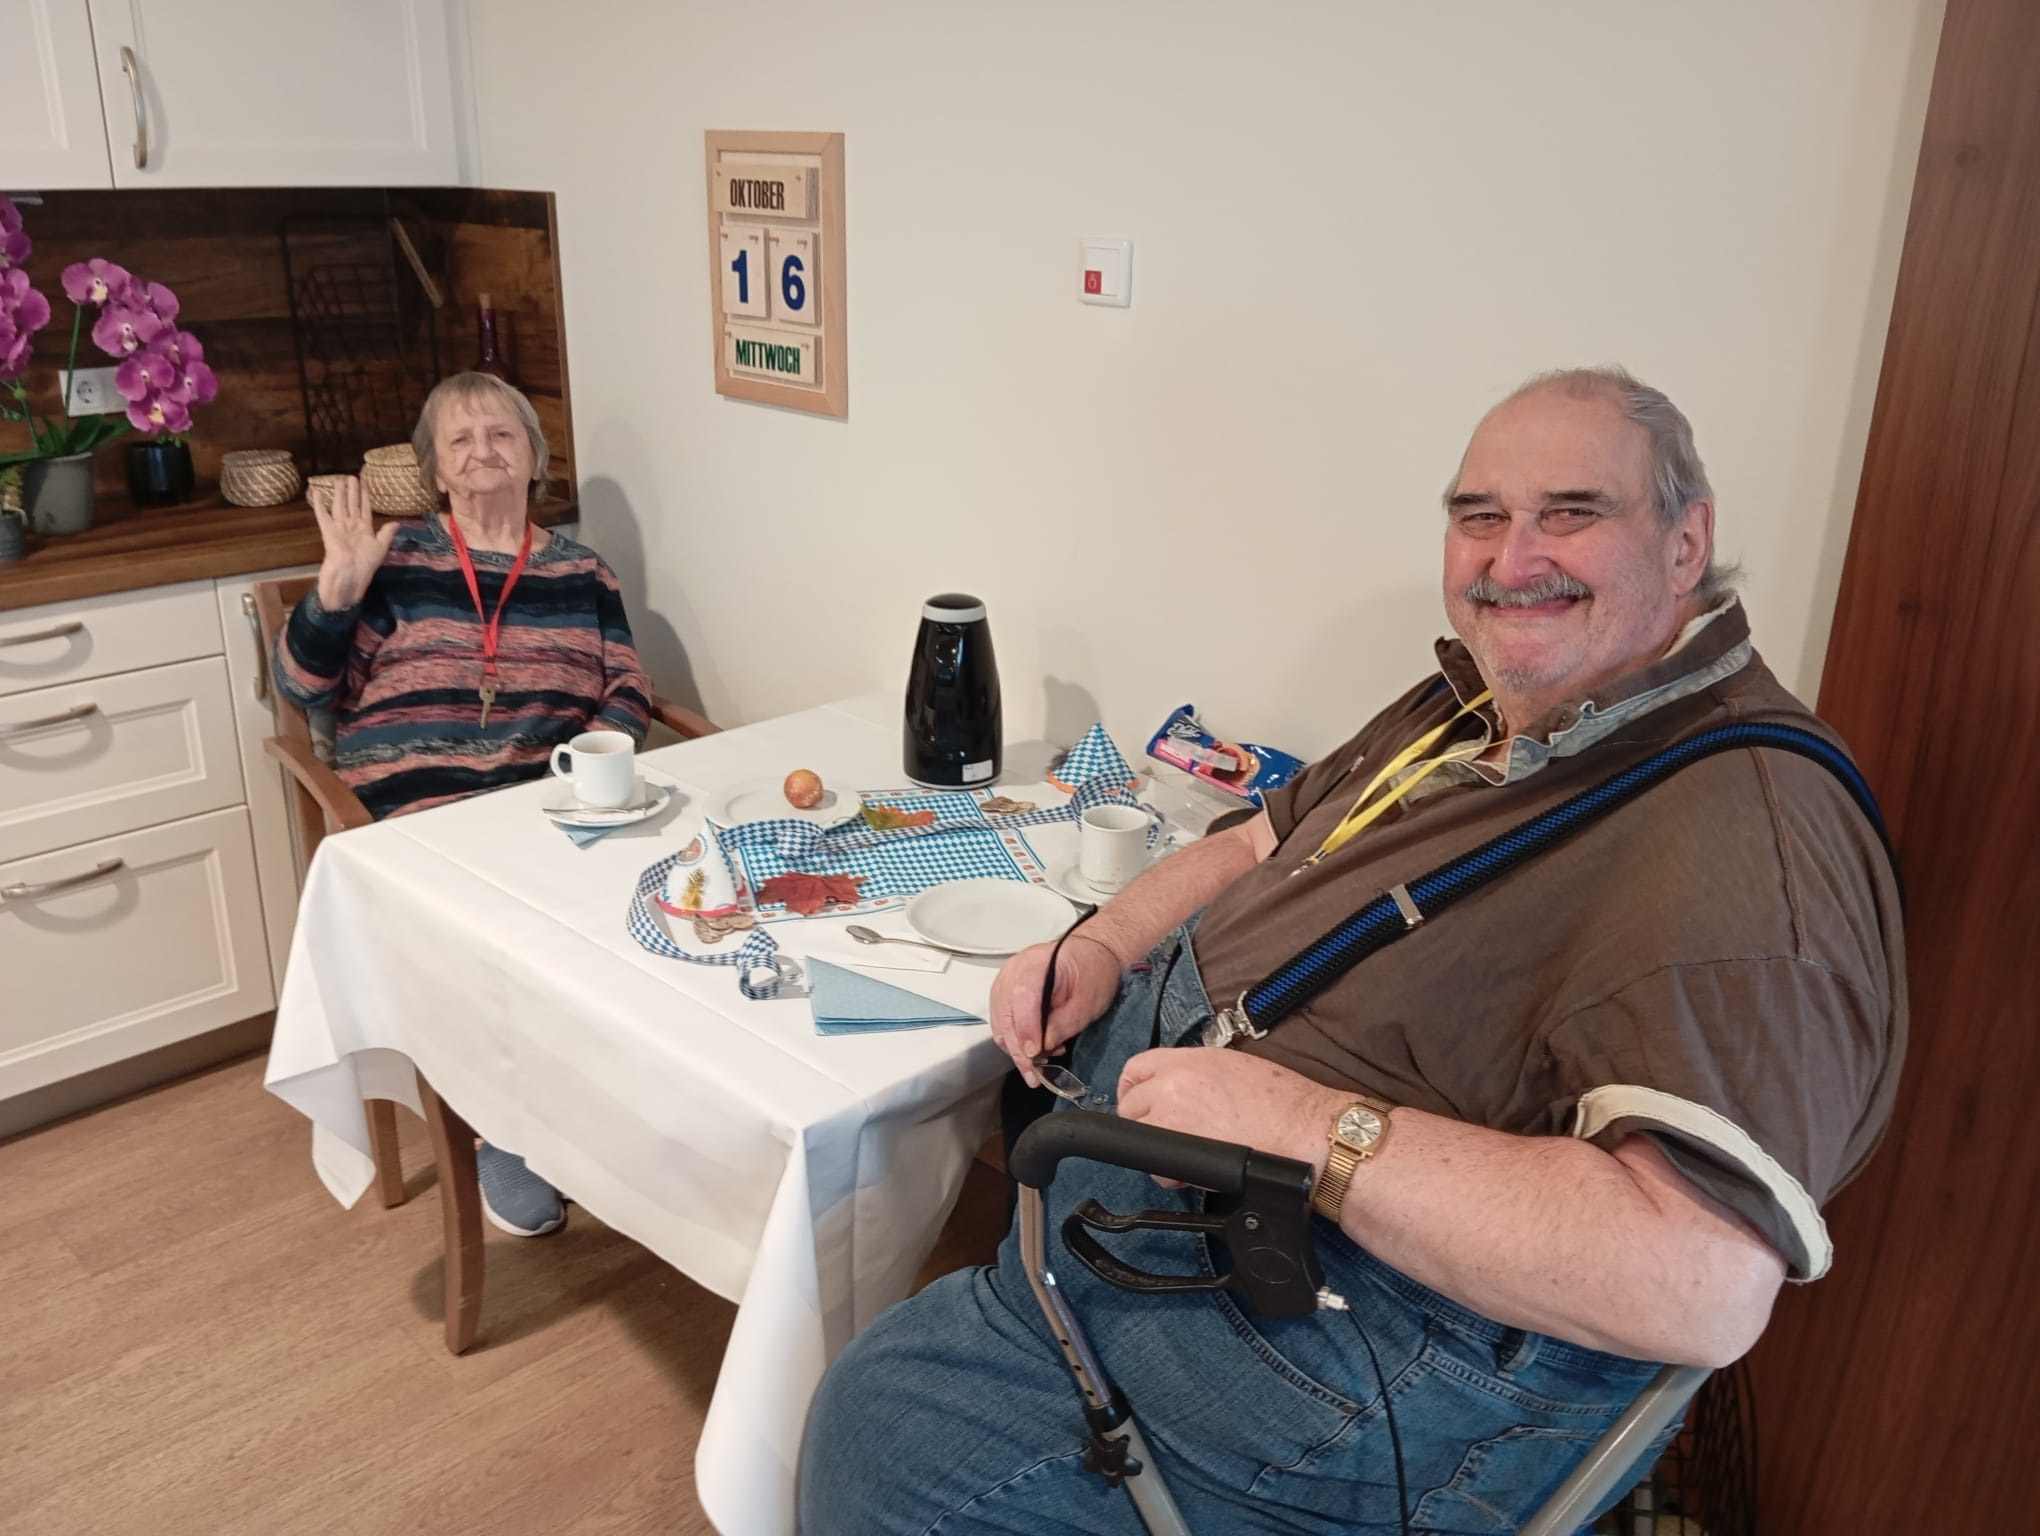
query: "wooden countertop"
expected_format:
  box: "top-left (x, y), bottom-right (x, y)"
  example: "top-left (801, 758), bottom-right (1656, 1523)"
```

top-left (0, 491), bottom-right (579, 612)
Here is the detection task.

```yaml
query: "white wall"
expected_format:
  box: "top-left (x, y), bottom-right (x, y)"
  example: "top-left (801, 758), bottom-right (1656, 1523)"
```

top-left (469, 0), bottom-right (1942, 763)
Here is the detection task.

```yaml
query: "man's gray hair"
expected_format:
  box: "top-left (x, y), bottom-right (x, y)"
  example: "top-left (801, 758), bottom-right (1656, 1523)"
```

top-left (1484, 365), bottom-right (1741, 603)
top-left (412, 371), bottom-right (551, 502)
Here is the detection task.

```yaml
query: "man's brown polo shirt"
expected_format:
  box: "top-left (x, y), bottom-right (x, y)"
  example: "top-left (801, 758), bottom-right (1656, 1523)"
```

top-left (1195, 601), bottom-right (1905, 1280)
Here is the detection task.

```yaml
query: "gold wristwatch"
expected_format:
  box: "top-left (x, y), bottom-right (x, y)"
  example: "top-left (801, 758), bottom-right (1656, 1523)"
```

top-left (1311, 1093), bottom-right (1395, 1222)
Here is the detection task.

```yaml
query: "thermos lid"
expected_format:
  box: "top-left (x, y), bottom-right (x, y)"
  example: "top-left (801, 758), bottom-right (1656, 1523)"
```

top-left (922, 592), bottom-right (987, 624)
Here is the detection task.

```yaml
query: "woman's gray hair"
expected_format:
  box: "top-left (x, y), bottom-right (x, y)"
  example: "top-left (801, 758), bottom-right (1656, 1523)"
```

top-left (1503, 365), bottom-right (1740, 602)
top-left (412, 371), bottom-right (551, 503)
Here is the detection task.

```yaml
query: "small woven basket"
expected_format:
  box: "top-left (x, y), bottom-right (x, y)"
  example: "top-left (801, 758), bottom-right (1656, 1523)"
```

top-left (360, 443), bottom-right (438, 516)
top-left (304, 474), bottom-right (353, 516)
top-left (219, 449), bottom-right (303, 508)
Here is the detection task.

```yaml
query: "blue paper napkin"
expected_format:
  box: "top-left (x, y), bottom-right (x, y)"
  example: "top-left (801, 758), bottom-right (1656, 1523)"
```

top-left (808, 959), bottom-right (984, 1035)
top-left (559, 820), bottom-right (621, 847)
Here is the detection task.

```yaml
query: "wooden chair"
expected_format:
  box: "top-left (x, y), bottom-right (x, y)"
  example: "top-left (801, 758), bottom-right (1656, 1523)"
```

top-left (252, 571), bottom-right (719, 1351)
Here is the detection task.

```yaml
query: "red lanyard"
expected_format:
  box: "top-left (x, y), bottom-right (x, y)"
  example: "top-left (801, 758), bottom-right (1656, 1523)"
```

top-left (446, 515), bottom-right (534, 685)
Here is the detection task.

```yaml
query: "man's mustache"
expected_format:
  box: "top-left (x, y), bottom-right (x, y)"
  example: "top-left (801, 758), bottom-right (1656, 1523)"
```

top-left (1463, 572), bottom-right (1592, 607)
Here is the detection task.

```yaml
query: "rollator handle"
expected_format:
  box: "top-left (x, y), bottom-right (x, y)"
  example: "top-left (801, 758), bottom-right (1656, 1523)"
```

top-left (1014, 1115), bottom-right (1327, 1320)
top-left (1011, 1112), bottom-right (1254, 1196)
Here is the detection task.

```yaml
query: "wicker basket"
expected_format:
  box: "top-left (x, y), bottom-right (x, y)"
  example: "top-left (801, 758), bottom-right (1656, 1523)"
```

top-left (219, 449), bottom-right (303, 508)
top-left (360, 442), bottom-right (438, 516)
top-left (304, 474), bottom-right (353, 516)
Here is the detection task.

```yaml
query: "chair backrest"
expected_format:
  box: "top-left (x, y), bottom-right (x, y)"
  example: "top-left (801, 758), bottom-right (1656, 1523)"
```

top-left (252, 573), bottom-right (335, 871)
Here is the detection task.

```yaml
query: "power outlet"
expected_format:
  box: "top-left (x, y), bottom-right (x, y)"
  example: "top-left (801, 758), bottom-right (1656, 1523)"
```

top-left (59, 366), bottom-right (125, 417)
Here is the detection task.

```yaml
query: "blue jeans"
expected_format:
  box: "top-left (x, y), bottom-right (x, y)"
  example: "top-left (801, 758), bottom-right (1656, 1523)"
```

top-left (798, 925), bottom-right (1672, 1534)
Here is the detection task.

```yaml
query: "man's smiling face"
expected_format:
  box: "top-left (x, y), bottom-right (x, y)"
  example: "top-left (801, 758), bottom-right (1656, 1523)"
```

top-left (1442, 385), bottom-right (1710, 727)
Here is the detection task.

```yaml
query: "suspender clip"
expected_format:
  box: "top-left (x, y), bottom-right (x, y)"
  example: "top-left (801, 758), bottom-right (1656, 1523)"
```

top-left (1200, 993), bottom-right (1267, 1048)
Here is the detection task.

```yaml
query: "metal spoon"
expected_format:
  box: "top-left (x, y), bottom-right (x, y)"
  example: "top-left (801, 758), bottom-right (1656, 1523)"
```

top-left (844, 924), bottom-right (974, 957)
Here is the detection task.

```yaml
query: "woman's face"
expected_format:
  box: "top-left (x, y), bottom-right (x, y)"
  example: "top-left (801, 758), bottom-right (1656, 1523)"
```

top-left (432, 396), bottom-right (534, 501)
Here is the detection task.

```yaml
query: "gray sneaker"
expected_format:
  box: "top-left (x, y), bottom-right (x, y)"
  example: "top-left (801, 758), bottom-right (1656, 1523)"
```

top-left (476, 1141), bottom-right (566, 1237)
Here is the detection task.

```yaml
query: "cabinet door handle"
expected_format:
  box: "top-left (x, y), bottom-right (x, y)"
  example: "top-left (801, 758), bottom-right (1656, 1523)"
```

top-left (120, 46), bottom-right (147, 170)
top-left (0, 701), bottom-right (99, 739)
top-left (241, 592), bottom-right (269, 703)
top-left (2, 858), bottom-right (127, 902)
top-left (0, 620), bottom-right (86, 649)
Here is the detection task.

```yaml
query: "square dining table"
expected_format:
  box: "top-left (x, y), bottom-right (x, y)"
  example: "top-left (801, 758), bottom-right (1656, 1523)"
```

top-left (264, 691), bottom-right (1094, 1536)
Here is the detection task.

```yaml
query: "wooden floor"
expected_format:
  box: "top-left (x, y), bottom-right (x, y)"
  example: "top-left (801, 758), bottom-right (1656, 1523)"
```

top-left (0, 1054), bottom-right (1010, 1535)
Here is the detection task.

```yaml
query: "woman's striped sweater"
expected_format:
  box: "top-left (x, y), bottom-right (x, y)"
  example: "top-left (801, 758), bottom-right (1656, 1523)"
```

top-left (274, 516), bottom-right (652, 821)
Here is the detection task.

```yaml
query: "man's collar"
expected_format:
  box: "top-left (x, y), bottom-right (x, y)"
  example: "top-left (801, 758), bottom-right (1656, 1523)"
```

top-left (1430, 598), bottom-right (1753, 783)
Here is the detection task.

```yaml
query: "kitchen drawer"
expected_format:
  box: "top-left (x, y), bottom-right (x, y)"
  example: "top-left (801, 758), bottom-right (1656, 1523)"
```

top-left (0, 806), bottom-right (273, 1100)
top-left (0, 582), bottom-right (222, 700)
top-left (0, 657), bottom-right (244, 864)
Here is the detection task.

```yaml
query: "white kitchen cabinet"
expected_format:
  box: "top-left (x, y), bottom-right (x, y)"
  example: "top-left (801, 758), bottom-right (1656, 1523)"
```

top-left (0, 1), bottom-right (114, 187)
top-left (5, 1), bottom-right (471, 190)
top-left (0, 806), bottom-right (272, 1098)
top-left (214, 566), bottom-right (317, 990)
top-left (0, 654), bottom-right (245, 864)
top-left (89, 0), bottom-right (467, 187)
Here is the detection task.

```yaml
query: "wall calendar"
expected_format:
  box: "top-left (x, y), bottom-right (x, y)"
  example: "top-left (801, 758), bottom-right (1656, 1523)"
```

top-left (704, 130), bottom-right (847, 419)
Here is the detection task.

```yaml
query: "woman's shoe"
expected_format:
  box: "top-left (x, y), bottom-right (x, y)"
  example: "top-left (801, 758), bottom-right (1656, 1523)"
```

top-left (476, 1141), bottom-right (567, 1237)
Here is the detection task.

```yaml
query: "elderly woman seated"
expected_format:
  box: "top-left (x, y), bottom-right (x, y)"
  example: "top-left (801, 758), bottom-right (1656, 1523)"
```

top-left (274, 370), bottom-right (648, 1239)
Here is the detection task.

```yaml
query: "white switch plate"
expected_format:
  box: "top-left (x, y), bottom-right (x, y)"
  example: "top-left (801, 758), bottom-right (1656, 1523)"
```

top-left (59, 367), bottom-right (124, 416)
top-left (1079, 237), bottom-right (1133, 307)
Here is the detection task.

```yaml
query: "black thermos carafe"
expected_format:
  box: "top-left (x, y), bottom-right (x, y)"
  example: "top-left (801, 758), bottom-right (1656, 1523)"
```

top-left (904, 593), bottom-right (1002, 787)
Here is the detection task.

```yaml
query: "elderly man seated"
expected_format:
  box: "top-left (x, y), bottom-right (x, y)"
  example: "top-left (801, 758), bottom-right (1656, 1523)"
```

top-left (797, 367), bottom-right (1904, 1533)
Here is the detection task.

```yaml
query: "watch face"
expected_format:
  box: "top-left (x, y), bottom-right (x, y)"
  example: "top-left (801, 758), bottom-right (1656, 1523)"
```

top-left (1337, 1104), bottom-right (1384, 1152)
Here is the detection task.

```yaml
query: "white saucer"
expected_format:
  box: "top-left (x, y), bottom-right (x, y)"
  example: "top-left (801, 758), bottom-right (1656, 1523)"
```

top-left (542, 775), bottom-right (673, 827)
top-left (905, 878), bottom-right (1077, 956)
top-left (711, 778), bottom-right (864, 828)
top-left (1046, 862), bottom-right (1120, 908)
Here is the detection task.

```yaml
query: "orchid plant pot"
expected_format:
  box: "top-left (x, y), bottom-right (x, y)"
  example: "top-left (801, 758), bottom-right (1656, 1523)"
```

top-left (125, 438), bottom-right (195, 507)
top-left (0, 511), bottom-right (25, 564)
top-left (22, 451), bottom-right (96, 536)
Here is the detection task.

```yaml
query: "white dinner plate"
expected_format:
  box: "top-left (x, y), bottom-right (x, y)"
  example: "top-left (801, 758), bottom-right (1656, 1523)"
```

top-left (712, 778), bottom-right (864, 828)
top-left (905, 878), bottom-right (1078, 956)
top-left (542, 775), bottom-right (673, 827)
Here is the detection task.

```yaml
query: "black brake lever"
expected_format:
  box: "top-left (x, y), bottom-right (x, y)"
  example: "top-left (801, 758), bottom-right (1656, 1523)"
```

top-left (1059, 1148), bottom-right (1326, 1319)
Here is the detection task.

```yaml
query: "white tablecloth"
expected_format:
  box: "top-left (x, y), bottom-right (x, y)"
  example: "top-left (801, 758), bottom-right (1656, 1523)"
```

top-left (265, 693), bottom-right (1074, 1536)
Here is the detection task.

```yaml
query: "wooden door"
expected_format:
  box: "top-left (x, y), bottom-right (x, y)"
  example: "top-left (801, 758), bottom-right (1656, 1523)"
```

top-left (1744, 0), bottom-right (2040, 1527)
top-left (87, 0), bottom-right (465, 187)
top-left (0, 0), bottom-right (114, 187)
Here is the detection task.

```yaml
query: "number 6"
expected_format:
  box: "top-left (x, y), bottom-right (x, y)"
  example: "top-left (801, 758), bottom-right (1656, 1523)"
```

top-left (781, 254), bottom-right (806, 312)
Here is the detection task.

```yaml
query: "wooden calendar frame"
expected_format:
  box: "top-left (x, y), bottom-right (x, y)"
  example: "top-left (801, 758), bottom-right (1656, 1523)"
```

top-left (704, 130), bottom-right (848, 419)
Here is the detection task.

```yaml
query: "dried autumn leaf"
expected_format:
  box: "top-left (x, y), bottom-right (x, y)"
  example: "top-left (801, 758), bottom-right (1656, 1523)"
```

top-left (979, 796), bottom-right (1036, 816)
top-left (862, 803), bottom-right (937, 832)
top-left (758, 871), bottom-right (867, 916)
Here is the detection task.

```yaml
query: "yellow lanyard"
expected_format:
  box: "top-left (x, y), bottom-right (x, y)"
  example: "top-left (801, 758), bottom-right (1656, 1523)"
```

top-left (1299, 689), bottom-right (1494, 871)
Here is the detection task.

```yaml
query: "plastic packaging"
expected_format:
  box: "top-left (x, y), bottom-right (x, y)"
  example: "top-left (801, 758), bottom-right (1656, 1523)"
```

top-left (1144, 704), bottom-right (1304, 807)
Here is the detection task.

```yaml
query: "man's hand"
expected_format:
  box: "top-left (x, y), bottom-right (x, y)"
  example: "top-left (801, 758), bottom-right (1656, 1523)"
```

top-left (1117, 1048), bottom-right (1349, 1177)
top-left (988, 933), bottom-right (1123, 1085)
top-left (312, 474), bottom-right (399, 611)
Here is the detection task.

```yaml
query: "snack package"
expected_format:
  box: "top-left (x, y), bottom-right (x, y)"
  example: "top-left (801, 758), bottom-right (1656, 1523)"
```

top-left (1144, 704), bottom-right (1304, 806)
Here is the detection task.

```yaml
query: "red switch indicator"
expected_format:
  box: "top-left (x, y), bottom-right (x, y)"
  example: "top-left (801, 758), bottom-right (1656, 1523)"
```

top-left (1083, 269), bottom-right (1103, 295)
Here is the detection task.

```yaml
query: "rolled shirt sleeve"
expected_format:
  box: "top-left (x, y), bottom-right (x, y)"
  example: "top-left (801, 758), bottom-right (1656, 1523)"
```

top-left (1545, 956), bottom-right (1894, 1280)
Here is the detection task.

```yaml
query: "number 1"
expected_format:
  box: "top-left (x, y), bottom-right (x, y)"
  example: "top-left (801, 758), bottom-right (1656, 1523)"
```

top-left (730, 248), bottom-right (750, 304)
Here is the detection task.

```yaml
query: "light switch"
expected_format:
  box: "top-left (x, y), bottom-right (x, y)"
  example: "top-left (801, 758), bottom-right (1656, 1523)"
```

top-left (1079, 237), bottom-right (1132, 307)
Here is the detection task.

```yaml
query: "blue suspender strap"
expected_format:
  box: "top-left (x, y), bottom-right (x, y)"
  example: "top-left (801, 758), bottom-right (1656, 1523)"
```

top-left (1230, 724), bottom-right (1896, 1037)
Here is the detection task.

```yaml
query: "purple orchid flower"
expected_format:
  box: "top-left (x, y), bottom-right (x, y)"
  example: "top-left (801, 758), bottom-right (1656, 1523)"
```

top-left (91, 297), bottom-right (167, 356)
top-left (60, 258), bottom-right (133, 306)
top-left (0, 197), bottom-right (20, 235)
top-left (0, 230), bottom-right (27, 273)
top-left (127, 390), bottom-right (193, 435)
top-left (1, 267), bottom-right (53, 334)
top-left (116, 347), bottom-right (175, 401)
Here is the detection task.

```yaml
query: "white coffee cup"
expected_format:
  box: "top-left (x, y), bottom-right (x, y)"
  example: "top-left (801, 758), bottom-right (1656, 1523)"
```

top-left (549, 729), bottom-right (636, 808)
top-left (1079, 804), bottom-right (1154, 894)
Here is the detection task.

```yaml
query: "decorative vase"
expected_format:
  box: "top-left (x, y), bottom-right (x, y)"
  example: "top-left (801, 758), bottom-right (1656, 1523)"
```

top-left (125, 439), bottom-right (197, 507)
top-left (21, 451), bottom-right (97, 536)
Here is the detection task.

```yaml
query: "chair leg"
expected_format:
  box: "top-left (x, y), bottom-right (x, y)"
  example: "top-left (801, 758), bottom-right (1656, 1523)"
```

top-left (417, 1075), bottom-right (485, 1355)
top-left (367, 1098), bottom-right (406, 1208)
